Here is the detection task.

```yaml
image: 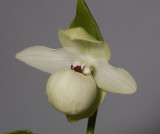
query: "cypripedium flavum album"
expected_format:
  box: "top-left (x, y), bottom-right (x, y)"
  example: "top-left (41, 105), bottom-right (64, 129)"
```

top-left (16, 27), bottom-right (137, 121)
top-left (14, 0), bottom-right (137, 133)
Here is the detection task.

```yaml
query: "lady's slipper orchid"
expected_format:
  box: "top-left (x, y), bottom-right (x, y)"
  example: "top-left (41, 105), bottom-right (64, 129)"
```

top-left (16, 27), bottom-right (137, 122)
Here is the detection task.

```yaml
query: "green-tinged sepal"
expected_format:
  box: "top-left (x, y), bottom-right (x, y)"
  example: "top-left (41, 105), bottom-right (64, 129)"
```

top-left (66, 88), bottom-right (106, 123)
top-left (69, 0), bottom-right (104, 41)
top-left (4, 130), bottom-right (36, 134)
top-left (58, 27), bottom-right (111, 61)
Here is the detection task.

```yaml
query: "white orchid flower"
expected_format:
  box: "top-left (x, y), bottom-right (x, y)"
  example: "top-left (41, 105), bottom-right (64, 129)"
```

top-left (16, 27), bottom-right (137, 122)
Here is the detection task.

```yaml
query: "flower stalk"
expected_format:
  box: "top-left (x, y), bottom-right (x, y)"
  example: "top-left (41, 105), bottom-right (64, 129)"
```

top-left (87, 110), bottom-right (98, 134)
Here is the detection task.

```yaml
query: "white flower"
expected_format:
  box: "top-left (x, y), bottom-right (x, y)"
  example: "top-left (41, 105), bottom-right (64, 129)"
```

top-left (16, 27), bottom-right (137, 122)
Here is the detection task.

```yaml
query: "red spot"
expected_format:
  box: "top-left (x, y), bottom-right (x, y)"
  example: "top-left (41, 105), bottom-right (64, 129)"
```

top-left (71, 65), bottom-right (83, 73)
top-left (74, 66), bottom-right (83, 73)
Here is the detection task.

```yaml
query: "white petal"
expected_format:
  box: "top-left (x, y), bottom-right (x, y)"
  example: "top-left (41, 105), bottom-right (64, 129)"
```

top-left (46, 69), bottom-right (97, 115)
top-left (16, 46), bottom-right (77, 74)
top-left (58, 27), bottom-right (111, 61)
top-left (93, 61), bottom-right (137, 94)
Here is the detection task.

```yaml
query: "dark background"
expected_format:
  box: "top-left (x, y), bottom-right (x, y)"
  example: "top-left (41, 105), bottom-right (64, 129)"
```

top-left (0, 0), bottom-right (160, 134)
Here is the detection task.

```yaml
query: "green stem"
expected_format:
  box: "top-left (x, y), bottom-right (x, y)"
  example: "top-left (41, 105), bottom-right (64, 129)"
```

top-left (87, 109), bottom-right (98, 134)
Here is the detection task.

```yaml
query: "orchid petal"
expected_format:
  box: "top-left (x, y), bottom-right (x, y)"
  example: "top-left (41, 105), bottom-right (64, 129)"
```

top-left (58, 27), bottom-right (111, 61)
top-left (46, 69), bottom-right (97, 115)
top-left (66, 88), bottom-right (106, 123)
top-left (93, 61), bottom-right (137, 94)
top-left (16, 46), bottom-right (77, 74)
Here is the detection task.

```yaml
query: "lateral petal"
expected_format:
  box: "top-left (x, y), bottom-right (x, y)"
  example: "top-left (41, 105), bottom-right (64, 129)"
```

top-left (16, 46), bottom-right (77, 74)
top-left (93, 61), bottom-right (137, 94)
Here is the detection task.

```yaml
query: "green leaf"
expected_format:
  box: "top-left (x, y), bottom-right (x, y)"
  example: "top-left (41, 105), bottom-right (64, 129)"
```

top-left (69, 0), bottom-right (104, 41)
top-left (4, 130), bottom-right (36, 134)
